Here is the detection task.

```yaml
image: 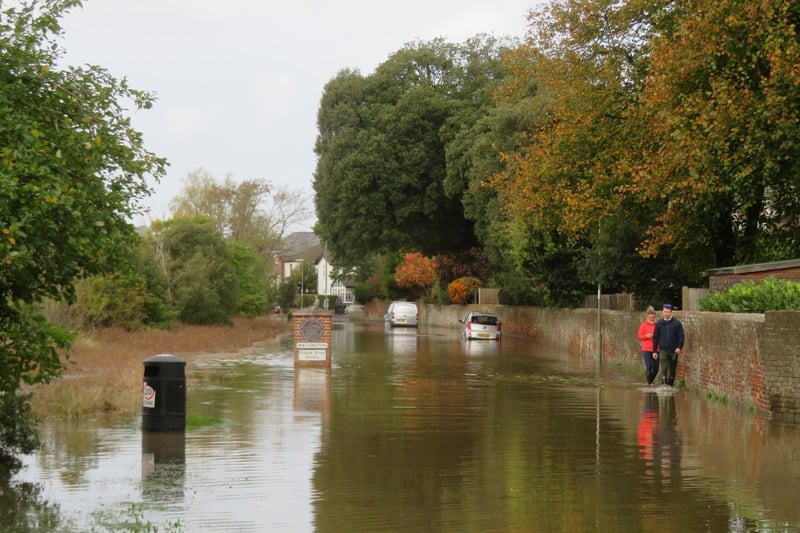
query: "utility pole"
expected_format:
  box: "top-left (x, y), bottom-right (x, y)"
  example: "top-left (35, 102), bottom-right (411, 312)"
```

top-left (597, 221), bottom-right (603, 368)
top-left (597, 282), bottom-right (602, 368)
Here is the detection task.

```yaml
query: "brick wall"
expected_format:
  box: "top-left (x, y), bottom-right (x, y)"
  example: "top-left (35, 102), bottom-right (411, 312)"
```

top-left (421, 304), bottom-right (800, 423)
top-left (709, 266), bottom-right (800, 291)
top-left (759, 311), bottom-right (800, 421)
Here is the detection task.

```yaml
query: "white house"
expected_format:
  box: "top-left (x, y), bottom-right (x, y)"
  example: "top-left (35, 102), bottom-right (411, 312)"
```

top-left (316, 253), bottom-right (356, 304)
top-left (274, 232), bottom-right (355, 305)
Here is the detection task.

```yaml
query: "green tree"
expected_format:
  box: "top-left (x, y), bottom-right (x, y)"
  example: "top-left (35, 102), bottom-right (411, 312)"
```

top-left (0, 1), bottom-right (166, 469)
top-left (314, 38), bottom-right (517, 266)
top-left (170, 167), bottom-right (312, 254)
top-left (227, 240), bottom-right (272, 317)
top-left (157, 217), bottom-right (237, 325)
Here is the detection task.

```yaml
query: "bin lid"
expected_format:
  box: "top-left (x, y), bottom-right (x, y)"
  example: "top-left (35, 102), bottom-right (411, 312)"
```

top-left (143, 354), bottom-right (186, 365)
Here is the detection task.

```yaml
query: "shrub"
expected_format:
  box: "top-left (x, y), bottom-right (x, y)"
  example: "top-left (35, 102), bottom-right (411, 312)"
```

top-left (698, 277), bottom-right (800, 313)
top-left (428, 282), bottom-right (451, 306)
top-left (447, 277), bottom-right (481, 305)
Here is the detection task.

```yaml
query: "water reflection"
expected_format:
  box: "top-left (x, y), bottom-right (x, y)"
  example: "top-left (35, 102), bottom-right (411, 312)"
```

top-left (141, 431), bottom-right (186, 503)
top-left (384, 325), bottom-right (418, 355)
top-left (294, 367), bottom-right (331, 415)
top-left (461, 337), bottom-right (500, 357)
top-left (654, 391), bottom-right (682, 490)
top-left (4, 324), bottom-right (800, 532)
top-left (638, 390), bottom-right (683, 490)
top-left (0, 474), bottom-right (60, 532)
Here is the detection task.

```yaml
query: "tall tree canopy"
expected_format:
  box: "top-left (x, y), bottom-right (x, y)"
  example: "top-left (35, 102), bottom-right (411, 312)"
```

top-left (633, 0), bottom-right (800, 264)
top-left (0, 0), bottom-right (166, 467)
top-left (169, 167), bottom-right (312, 253)
top-left (493, 0), bottom-right (800, 289)
top-left (313, 37), bottom-right (516, 267)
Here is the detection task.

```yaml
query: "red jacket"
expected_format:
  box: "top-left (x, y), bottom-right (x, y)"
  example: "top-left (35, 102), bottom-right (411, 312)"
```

top-left (637, 320), bottom-right (656, 352)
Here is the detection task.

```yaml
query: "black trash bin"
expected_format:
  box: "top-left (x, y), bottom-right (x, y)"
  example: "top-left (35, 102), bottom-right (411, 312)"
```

top-left (142, 354), bottom-right (186, 431)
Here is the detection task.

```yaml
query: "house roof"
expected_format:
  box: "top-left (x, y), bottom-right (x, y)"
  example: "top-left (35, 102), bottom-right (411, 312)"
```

top-left (276, 232), bottom-right (324, 263)
top-left (706, 258), bottom-right (800, 276)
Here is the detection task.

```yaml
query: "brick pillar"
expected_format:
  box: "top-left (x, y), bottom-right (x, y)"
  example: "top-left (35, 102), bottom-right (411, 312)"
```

top-left (293, 311), bottom-right (333, 367)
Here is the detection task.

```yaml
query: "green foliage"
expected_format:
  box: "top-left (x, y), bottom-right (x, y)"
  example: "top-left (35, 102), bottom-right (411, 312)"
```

top-left (169, 168), bottom-right (310, 253)
top-left (312, 0), bottom-right (800, 311)
top-left (276, 262), bottom-right (318, 310)
top-left (313, 37), bottom-right (517, 265)
top-left (127, 236), bottom-right (176, 329)
top-left (0, 393), bottom-right (40, 472)
top-left (149, 217), bottom-right (237, 325)
top-left (428, 282), bottom-right (451, 306)
top-left (698, 278), bottom-right (800, 313)
top-left (186, 414), bottom-right (223, 429)
top-left (74, 274), bottom-right (149, 330)
top-left (577, 216), bottom-right (690, 307)
top-left (352, 283), bottom-right (368, 305)
top-left (226, 240), bottom-right (271, 318)
top-left (380, 252), bottom-right (403, 300)
top-left (0, 0), bottom-right (166, 469)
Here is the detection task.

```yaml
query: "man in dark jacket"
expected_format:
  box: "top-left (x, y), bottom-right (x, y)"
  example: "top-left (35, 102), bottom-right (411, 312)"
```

top-left (652, 303), bottom-right (685, 387)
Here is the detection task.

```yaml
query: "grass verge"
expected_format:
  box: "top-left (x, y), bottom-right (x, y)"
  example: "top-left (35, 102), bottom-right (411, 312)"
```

top-left (30, 315), bottom-right (292, 421)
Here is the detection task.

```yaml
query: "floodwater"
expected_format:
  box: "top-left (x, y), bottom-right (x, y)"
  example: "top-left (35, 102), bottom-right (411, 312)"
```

top-left (3, 320), bottom-right (800, 532)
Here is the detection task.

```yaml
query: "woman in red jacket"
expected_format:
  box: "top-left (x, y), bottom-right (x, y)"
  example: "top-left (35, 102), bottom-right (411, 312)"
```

top-left (637, 307), bottom-right (659, 384)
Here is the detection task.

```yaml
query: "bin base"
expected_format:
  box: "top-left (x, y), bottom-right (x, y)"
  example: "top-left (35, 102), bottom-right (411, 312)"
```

top-left (142, 413), bottom-right (185, 432)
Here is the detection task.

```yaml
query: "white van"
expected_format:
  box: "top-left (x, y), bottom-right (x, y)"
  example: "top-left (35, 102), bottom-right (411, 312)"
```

top-left (385, 302), bottom-right (419, 327)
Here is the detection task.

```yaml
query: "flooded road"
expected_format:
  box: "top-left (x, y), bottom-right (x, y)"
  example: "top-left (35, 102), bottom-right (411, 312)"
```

top-left (4, 320), bottom-right (800, 532)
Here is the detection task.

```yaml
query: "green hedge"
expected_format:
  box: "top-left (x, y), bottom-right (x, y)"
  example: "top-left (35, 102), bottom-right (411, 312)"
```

top-left (698, 277), bottom-right (800, 313)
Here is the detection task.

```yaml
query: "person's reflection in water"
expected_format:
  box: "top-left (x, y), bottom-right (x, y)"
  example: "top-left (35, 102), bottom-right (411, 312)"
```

top-left (637, 392), bottom-right (659, 481)
top-left (653, 393), bottom-right (682, 489)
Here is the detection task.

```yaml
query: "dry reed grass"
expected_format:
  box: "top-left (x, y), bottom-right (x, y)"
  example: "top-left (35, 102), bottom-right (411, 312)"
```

top-left (30, 315), bottom-right (292, 420)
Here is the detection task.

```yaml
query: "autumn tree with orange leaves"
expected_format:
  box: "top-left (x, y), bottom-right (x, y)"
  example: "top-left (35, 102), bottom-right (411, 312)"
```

top-left (489, 0), bottom-right (800, 304)
top-left (489, 0), bottom-right (688, 304)
top-left (632, 0), bottom-right (800, 265)
top-left (394, 252), bottom-right (438, 299)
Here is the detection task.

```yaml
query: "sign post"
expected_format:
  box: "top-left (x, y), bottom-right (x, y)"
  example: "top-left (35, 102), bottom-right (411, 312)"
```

top-left (293, 310), bottom-right (332, 367)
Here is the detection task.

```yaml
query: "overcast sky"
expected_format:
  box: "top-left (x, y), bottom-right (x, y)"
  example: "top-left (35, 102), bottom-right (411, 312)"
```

top-left (57, 1), bottom-right (538, 229)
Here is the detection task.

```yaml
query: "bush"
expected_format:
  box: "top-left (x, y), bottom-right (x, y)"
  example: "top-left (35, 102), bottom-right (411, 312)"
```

top-left (447, 277), bottom-right (481, 305)
top-left (698, 277), bottom-right (800, 313)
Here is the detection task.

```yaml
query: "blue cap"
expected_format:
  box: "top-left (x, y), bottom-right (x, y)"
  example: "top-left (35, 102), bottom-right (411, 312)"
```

top-left (662, 303), bottom-right (673, 309)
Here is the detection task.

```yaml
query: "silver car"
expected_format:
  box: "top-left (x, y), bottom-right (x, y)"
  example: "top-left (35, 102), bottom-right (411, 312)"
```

top-left (386, 302), bottom-right (419, 327)
top-left (460, 312), bottom-right (501, 340)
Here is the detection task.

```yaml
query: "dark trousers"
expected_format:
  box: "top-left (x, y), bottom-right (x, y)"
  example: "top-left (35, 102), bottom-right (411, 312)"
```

top-left (641, 351), bottom-right (659, 384)
top-left (660, 350), bottom-right (678, 386)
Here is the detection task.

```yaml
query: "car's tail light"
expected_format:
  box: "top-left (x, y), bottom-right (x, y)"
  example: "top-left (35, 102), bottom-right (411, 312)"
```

top-left (497, 322), bottom-right (502, 332)
top-left (466, 322), bottom-right (472, 331)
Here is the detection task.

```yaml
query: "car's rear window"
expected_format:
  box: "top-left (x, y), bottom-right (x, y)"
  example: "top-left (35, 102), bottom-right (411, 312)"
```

top-left (471, 315), bottom-right (498, 325)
